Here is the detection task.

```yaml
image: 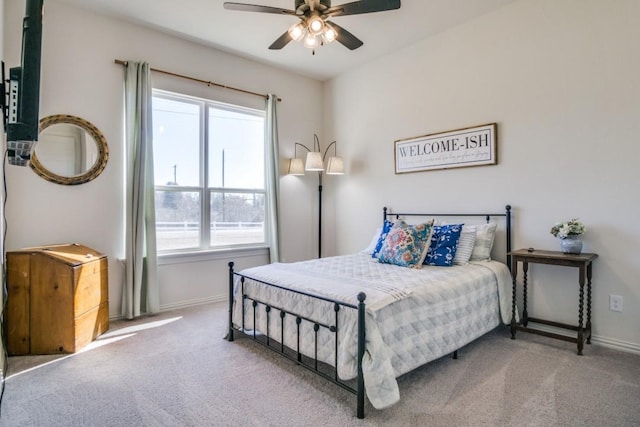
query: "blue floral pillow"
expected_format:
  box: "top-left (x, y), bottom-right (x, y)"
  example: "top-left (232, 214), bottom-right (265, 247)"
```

top-left (371, 219), bottom-right (394, 258)
top-left (377, 220), bottom-right (434, 269)
top-left (424, 224), bottom-right (463, 267)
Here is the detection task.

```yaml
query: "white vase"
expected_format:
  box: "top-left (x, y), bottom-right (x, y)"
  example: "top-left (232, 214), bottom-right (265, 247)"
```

top-left (560, 235), bottom-right (583, 254)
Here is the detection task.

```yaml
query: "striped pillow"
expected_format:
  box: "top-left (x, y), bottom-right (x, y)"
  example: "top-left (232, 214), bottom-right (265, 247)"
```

top-left (469, 222), bottom-right (498, 261)
top-left (453, 227), bottom-right (477, 265)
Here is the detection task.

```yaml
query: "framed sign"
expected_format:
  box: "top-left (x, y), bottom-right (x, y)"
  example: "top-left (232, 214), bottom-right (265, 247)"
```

top-left (394, 123), bottom-right (497, 174)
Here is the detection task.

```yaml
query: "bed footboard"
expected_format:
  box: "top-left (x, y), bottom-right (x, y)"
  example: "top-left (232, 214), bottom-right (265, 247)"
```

top-left (226, 261), bottom-right (368, 419)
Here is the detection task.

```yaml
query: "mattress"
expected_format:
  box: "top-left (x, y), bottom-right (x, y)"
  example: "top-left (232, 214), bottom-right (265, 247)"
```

top-left (232, 253), bottom-right (513, 409)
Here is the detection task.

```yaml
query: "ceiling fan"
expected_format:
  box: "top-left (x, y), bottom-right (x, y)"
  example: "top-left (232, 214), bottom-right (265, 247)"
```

top-left (223, 0), bottom-right (401, 53)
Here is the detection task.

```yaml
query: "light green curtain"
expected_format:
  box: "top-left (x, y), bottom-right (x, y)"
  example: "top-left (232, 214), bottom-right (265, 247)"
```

top-left (122, 61), bottom-right (159, 319)
top-left (266, 94), bottom-right (281, 263)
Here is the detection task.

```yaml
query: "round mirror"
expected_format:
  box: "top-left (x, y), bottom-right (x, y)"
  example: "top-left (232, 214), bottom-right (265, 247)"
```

top-left (30, 115), bottom-right (109, 185)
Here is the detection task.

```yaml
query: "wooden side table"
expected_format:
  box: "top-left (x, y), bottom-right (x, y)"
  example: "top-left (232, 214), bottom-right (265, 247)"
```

top-left (509, 248), bottom-right (598, 355)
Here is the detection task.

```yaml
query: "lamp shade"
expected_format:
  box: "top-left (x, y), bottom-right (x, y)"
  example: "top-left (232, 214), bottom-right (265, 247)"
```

top-left (303, 33), bottom-right (319, 49)
top-left (288, 158), bottom-right (305, 175)
top-left (288, 22), bottom-right (305, 41)
top-left (305, 151), bottom-right (324, 171)
top-left (323, 24), bottom-right (338, 44)
top-left (326, 156), bottom-right (344, 175)
top-left (308, 16), bottom-right (325, 36)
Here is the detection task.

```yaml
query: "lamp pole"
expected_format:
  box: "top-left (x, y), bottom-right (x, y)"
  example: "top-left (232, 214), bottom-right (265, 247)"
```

top-left (289, 136), bottom-right (343, 259)
top-left (318, 171), bottom-right (323, 258)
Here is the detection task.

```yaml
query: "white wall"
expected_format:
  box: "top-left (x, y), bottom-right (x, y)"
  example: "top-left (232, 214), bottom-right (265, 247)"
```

top-left (324, 0), bottom-right (640, 351)
top-left (3, 0), bottom-right (325, 317)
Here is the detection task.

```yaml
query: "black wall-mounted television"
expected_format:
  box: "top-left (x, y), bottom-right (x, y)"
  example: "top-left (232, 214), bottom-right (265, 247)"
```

top-left (3, 0), bottom-right (44, 166)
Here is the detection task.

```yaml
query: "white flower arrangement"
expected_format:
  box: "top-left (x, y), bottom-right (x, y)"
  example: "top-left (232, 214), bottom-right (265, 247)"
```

top-left (550, 219), bottom-right (586, 239)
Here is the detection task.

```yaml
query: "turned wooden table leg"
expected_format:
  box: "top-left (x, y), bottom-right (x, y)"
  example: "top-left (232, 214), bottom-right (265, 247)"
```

top-left (522, 262), bottom-right (529, 327)
top-left (586, 262), bottom-right (593, 345)
top-left (577, 266), bottom-right (585, 356)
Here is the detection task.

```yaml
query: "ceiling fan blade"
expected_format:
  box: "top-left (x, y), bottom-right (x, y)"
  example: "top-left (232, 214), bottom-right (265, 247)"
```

top-left (223, 2), bottom-right (296, 15)
top-left (269, 31), bottom-right (293, 50)
top-left (327, 21), bottom-right (363, 50)
top-left (324, 0), bottom-right (401, 17)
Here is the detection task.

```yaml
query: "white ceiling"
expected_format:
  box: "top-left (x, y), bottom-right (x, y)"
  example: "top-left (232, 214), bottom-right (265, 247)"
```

top-left (54, 0), bottom-right (517, 81)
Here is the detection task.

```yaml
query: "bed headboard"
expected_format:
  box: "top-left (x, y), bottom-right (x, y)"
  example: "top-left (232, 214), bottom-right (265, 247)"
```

top-left (383, 205), bottom-right (513, 270)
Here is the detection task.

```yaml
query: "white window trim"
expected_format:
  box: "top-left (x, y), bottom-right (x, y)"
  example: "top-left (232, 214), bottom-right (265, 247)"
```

top-left (153, 89), bottom-right (269, 257)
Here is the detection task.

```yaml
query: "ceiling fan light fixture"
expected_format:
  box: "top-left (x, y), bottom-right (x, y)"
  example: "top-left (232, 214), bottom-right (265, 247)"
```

top-left (307, 16), bottom-right (325, 36)
top-left (303, 33), bottom-right (319, 49)
top-left (322, 24), bottom-right (338, 44)
top-left (224, 0), bottom-right (402, 52)
top-left (288, 22), bottom-right (305, 41)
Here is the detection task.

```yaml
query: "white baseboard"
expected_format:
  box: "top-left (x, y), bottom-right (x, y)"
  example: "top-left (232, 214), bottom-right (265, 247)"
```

top-left (159, 295), bottom-right (227, 312)
top-left (521, 322), bottom-right (640, 355)
top-left (591, 334), bottom-right (640, 355)
top-left (109, 295), bottom-right (227, 321)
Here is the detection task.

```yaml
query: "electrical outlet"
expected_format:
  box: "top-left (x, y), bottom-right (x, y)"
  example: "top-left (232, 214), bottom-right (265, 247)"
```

top-left (610, 294), bottom-right (623, 312)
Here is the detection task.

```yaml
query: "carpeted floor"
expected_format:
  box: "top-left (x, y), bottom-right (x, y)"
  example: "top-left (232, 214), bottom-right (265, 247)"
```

top-left (1, 302), bottom-right (639, 426)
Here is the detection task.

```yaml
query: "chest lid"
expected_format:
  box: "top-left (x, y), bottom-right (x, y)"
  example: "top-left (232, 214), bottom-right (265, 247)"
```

top-left (10, 243), bottom-right (106, 267)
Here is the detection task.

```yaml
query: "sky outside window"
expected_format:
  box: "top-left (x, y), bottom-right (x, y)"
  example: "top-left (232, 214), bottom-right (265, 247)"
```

top-left (153, 96), bottom-right (264, 188)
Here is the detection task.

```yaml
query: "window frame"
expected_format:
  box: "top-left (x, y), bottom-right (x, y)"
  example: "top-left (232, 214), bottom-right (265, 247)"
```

top-left (152, 89), bottom-right (269, 256)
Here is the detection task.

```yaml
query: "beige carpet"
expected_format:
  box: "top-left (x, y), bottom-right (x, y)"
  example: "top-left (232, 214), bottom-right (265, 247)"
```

top-left (1, 302), bottom-right (639, 426)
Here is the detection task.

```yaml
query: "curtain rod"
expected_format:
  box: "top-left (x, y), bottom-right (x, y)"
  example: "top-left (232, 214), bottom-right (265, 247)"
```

top-left (114, 59), bottom-right (281, 102)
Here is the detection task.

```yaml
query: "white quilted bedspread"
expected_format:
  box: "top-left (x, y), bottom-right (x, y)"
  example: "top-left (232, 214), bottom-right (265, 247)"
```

top-left (232, 253), bottom-right (513, 409)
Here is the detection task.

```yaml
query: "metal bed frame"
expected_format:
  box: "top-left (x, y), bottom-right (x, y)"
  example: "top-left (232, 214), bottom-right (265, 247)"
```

top-left (227, 205), bottom-right (512, 419)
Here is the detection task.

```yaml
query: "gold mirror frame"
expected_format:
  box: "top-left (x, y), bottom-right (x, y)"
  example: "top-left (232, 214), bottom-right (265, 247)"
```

top-left (30, 114), bottom-right (109, 185)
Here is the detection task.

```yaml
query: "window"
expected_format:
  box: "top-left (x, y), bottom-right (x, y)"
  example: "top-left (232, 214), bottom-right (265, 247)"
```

top-left (152, 90), bottom-right (267, 253)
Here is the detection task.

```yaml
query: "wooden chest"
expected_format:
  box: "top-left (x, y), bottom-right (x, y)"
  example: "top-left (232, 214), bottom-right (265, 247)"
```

top-left (5, 243), bottom-right (109, 355)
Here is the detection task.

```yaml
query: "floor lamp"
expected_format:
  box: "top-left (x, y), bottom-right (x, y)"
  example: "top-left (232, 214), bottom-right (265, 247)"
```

top-left (288, 134), bottom-right (344, 258)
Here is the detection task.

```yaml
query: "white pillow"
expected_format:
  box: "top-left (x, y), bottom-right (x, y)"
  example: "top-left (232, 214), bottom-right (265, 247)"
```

top-left (453, 228), bottom-right (476, 265)
top-left (361, 227), bottom-right (382, 254)
top-left (469, 222), bottom-right (498, 261)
